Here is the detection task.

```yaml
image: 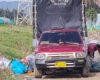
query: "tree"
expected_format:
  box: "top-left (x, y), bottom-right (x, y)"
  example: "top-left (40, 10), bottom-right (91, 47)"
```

top-left (86, 8), bottom-right (97, 25)
top-left (0, 8), bottom-right (4, 17)
top-left (86, 0), bottom-right (100, 13)
top-left (12, 9), bottom-right (17, 21)
top-left (0, 8), bottom-right (24, 21)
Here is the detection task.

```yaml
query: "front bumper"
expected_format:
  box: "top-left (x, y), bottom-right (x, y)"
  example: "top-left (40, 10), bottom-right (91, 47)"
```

top-left (35, 58), bottom-right (86, 69)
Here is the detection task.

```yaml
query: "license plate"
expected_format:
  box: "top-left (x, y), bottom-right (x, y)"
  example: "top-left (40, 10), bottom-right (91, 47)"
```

top-left (55, 61), bottom-right (67, 68)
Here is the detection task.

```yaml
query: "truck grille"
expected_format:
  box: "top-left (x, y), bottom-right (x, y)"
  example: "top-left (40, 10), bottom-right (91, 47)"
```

top-left (46, 53), bottom-right (75, 60)
top-left (45, 53), bottom-right (75, 68)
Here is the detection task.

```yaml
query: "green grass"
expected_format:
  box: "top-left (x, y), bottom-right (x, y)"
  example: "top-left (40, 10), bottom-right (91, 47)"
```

top-left (0, 25), bottom-right (33, 59)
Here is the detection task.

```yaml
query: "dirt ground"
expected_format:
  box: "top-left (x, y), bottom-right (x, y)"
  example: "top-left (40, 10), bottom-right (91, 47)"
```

top-left (34, 72), bottom-right (100, 80)
top-left (18, 71), bottom-right (100, 80)
top-left (88, 31), bottom-right (100, 41)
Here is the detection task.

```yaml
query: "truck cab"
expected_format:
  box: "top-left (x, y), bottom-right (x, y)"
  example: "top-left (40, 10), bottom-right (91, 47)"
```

top-left (34, 29), bottom-right (89, 78)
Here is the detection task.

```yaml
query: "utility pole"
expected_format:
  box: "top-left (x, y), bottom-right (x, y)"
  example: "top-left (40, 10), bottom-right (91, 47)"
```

top-left (82, 0), bottom-right (87, 37)
top-left (16, 0), bottom-right (33, 25)
top-left (33, 0), bottom-right (37, 40)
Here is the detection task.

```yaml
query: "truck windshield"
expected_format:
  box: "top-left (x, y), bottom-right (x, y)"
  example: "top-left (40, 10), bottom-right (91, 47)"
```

top-left (40, 32), bottom-right (82, 45)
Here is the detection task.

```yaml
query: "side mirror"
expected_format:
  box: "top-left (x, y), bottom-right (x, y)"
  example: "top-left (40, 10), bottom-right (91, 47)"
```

top-left (32, 39), bottom-right (38, 48)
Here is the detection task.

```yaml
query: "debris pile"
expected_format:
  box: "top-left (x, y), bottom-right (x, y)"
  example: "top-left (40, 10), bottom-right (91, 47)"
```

top-left (10, 53), bottom-right (35, 75)
top-left (0, 55), bottom-right (10, 69)
top-left (0, 53), bottom-right (35, 75)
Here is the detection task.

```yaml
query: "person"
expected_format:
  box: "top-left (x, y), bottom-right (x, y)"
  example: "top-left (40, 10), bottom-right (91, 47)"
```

top-left (88, 43), bottom-right (100, 58)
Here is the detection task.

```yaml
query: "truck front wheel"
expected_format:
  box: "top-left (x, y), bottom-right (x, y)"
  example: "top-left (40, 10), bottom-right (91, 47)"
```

top-left (34, 65), bottom-right (42, 78)
top-left (81, 63), bottom-right (90, 77)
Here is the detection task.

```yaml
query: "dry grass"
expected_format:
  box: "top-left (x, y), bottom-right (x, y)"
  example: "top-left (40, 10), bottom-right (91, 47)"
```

top-left (0, 69), bottom-right (17, 80)
top-left (88, 29), bottom-right (100, 41)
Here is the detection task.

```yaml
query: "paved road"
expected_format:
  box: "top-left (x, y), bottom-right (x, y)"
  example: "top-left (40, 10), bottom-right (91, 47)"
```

top-left (34, 72), bottom-right (100, 80)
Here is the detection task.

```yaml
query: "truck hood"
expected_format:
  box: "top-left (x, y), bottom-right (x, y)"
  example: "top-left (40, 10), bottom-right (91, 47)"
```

top-left (36, 44), bottom-right (85, 53)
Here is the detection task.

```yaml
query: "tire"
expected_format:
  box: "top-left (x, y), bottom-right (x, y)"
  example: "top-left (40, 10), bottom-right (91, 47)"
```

top-left (34, 64), bottom-right (42, 78)
top-left (81, 62), bottom-right (90, 77)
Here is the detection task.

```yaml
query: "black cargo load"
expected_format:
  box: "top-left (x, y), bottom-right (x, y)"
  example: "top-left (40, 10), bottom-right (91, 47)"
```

top-left (33, 0), bottom-right (86, 39)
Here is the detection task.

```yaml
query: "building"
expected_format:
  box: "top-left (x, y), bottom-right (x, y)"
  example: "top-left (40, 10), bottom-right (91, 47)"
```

top-left (0, 17), bottom-right (10, 23)
top-left (0, 19), bottom-right (4, 23)
top-left (96, 14), bottom-right (100, 29)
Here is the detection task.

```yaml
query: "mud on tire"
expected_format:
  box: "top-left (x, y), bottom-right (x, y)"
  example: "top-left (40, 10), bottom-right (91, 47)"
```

top-left (81, 61), bottom-right (90, 77)
top-left (34, 64), bottom-right (42, 78)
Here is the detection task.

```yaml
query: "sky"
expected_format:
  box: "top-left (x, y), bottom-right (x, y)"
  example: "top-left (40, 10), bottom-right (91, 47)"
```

top-left (0, 0), bottom-right (17, 2)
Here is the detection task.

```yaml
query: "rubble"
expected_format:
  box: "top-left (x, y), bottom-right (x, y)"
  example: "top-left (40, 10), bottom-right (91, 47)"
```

top-left (10, 53), bottom-right (35, 75)
top-left (25, 53), bottom-right (35, 71)
top-left (0, 55), bottom-right (10, 69)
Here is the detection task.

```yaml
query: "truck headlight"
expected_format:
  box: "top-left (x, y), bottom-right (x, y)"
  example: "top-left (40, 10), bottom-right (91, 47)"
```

top-left (35, 54), bottom-right (45, 59)
top-left (76, 52), bottom-right (87, 58)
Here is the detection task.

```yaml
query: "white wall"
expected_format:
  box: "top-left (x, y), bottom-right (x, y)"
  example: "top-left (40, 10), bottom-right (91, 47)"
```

top-left (96, 14), bottom-right (100, 25)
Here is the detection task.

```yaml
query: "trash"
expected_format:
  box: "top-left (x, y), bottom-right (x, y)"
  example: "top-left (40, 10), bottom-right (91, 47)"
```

top-left (93, 51), bottom-right (100, 62)
top-left (24, 53), bottom-right (35, 71)
top-left (90, 62), bottom-right (100, 72)
top-left (0, 55), bottom-right (10, 69)
top-left (88, 51), bottom-right (100, 72)
top-left (10, 59), bottom-right (28, 74)
top-left (28, 70), bottom-right (34, 76)
top-left (89, 39), bottom-right (100, 44)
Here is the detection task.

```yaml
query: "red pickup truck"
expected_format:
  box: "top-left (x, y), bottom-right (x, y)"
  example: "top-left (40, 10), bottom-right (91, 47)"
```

top-left (34, 29), bottom-right (89, 78)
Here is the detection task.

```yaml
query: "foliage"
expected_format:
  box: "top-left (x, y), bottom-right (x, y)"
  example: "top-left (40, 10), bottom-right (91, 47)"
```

top-left (85, 0), bottom-right (100, 25)
top-left (86, 8), bottom-right (97, 24)
top-left (0, 8), bottom-right (16, 20)
top-left (0, 8), bottom-right (25, 20)
top-left (86, 0), bottom-right (100, 13)
top-left (0, 25), bottom-right (33, 59)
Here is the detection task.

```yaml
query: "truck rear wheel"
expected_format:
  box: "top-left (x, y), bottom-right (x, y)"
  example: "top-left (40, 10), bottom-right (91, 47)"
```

top-left (34, 64), bottom-right (42, 78)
